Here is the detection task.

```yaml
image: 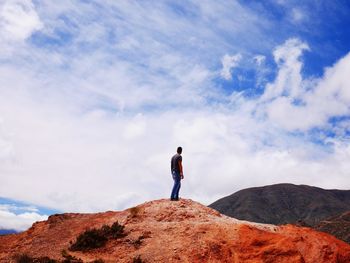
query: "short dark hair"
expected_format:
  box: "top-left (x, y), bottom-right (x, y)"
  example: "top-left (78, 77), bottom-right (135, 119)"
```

top-left (177, 147), bottom-right (182, 154)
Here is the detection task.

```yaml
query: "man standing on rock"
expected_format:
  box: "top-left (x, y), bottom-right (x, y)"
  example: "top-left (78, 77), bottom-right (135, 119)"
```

top-left (170, 147), bottom-right (184, 201)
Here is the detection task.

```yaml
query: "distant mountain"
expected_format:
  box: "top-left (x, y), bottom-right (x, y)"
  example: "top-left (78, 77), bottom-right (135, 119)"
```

top-left (209, 183), bottom-right (350, 226)
top-left (0, 229), bottom-right (17, 235)
top-left (315, 211), bottom-right (350, 244)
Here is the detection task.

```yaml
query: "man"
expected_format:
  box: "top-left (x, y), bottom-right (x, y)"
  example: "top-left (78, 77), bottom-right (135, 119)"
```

top-left (170, 146), bottom-right (184, 201)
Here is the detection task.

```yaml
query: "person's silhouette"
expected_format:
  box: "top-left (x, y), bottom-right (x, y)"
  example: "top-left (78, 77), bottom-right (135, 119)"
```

top-left (170, 147), bottom-right (184, 201)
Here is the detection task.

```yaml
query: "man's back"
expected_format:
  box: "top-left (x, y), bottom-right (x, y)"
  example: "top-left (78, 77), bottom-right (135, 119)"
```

top-left (171, 153), bottom-right (182, 173)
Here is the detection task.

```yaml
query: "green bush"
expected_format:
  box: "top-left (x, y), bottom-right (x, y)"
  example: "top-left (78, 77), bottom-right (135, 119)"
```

top-left (15, 254), bottom-right (31, 263)
top-left (69, 228), bottom-right (108, 251)
top-left (70, 221), bottom-right (125, 251)
top-left (109, 221), bottom-right (125, 238)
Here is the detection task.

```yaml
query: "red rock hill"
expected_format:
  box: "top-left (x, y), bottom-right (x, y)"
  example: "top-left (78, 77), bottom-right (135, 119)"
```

top-left (0, 199), bottom-right (349, 262)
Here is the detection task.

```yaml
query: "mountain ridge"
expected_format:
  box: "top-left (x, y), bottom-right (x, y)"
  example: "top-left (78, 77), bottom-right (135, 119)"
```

top-left (209, 183), bottom-right (350, 226)
top-left (0, 230), bottom-right (17, 236)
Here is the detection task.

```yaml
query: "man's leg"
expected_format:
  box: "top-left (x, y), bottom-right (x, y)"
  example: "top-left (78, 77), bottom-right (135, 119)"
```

top-left (174, 179), bottom-right (181, 200)
top-left (170, 172), bottom-right (178, 200)
top-left (170, 171), bottom-right (180, 200)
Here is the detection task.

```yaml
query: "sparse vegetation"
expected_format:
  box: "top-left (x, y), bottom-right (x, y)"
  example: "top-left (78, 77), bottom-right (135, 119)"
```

top-left (14, 252), bottom-right (102, 263)
top-left (70, 228), bottom-right (108, 251)
top-left (69, 221), bottom-right (125, 251)
top-left (108, 221), bottom-right (126, 238)
top-left (14, 254), bottom-right (57, 263)
top-left (132, 255), bottom-right (144, 263)
top-left (132, 235), bottom-right (145, 248)
top-left (61, 250), bottom-right (83, 263)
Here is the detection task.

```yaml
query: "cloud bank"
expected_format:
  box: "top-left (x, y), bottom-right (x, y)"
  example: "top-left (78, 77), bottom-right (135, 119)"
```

top-left (0, 204), bottom-right (47, 231)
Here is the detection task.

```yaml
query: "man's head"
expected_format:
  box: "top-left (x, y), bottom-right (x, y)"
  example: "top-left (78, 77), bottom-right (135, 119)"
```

top-left (177, 146), bottom-right (182, 154)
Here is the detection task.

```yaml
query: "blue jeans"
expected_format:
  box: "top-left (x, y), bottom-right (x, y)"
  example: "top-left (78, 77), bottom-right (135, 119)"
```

top-left (170, 170), bottom-right (181, 200)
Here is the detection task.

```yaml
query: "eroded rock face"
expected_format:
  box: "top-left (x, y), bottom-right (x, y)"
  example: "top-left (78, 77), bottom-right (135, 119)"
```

top-left (1, 199), bottom-right (349, 262)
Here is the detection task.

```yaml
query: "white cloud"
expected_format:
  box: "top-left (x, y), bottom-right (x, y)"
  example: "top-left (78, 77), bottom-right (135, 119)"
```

top-left (253, 55), bottom-right (266, 66)
top-left (1, 75), bottom-right (350, 212)
top-left (220, 53), bottom-right (242, 80)
top-left (0, 119), bottom-right (15, 164)
top-left (1, 34), bottom-right (350, 211)
top-left (123, 114), bottom-right (146, 140)
top-left (290, 8), bottom-right (305, 23)
top-left (0, 204), bottom-right (38, 213)
top-left (0, 204), bottom-right (47, 231)
top-left (0, 0), bottom-right (43, 41)
top-left (260, 38), bottom-right (350, 131)
top-left (262, 38), bottom-right (309, 100)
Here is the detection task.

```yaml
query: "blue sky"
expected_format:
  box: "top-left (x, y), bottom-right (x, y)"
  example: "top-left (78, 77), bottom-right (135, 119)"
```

top-left (0, 0), bottom-right (350, 231)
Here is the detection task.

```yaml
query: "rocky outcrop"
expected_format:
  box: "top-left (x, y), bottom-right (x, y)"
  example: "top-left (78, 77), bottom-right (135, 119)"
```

top-left (1, 199), bottom-right (349, 262)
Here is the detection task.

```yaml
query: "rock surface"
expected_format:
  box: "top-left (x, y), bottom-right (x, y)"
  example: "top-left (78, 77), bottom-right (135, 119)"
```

top-left (0, 199), bottom-right (349, 262)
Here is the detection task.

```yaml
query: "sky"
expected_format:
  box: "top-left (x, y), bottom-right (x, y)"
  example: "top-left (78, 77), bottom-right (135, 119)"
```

top-left (0, 0), bottom-right (350, 231)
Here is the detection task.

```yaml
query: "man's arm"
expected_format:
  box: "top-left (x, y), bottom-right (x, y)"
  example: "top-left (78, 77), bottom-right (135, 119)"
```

top-left (178, 160), bottom-right (184, 179)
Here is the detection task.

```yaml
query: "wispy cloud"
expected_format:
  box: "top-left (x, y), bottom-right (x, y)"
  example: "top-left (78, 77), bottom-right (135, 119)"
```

top-left (220, 53), bottom-right (242, 80)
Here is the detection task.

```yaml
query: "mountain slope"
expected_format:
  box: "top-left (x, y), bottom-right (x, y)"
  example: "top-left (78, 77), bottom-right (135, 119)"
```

top-left (315, 211), bottom-right (350, 244)
top-left (1, 199), bottom-right (349, 262)
top-left (209, 183), bottom-right (350, 226)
